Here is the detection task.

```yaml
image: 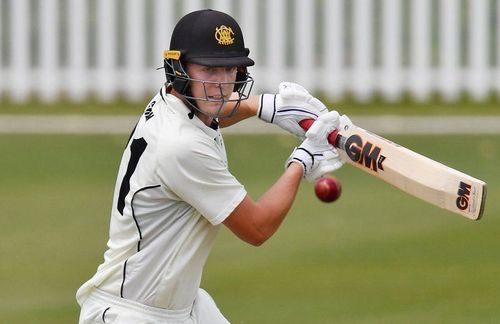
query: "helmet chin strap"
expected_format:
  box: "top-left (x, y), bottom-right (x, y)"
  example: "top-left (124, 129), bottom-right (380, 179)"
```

top-left (181, 95), bottom-right (220, 130)
top-left (184, 90), bottom-right (197, 119)
top-left (168, 83), bottom-right (197, 120)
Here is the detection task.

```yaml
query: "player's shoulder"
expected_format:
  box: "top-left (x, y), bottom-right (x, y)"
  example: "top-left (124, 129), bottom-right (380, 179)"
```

top-left (161, 122), bottom-right (215, 157)
top-left (132, 88), bottom-right (219, 155)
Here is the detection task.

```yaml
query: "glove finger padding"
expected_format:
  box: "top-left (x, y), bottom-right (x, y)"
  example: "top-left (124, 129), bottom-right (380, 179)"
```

top-left (258, 82), bottom-right (328, 139)
top-left (339, 114), bottom-right (353, 131)
top-left (286, 111), bottom-right (345, 181)
top-left (277, 82), bottom-right (328, 120)
top-left (278, 82), bottom-right (308, 100)
top-left (305, 150), bottom-right (344, 182)
top-left (305, 111), bottom-right (340, 144)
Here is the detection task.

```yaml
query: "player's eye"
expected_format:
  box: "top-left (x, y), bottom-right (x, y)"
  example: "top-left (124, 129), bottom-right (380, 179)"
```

top-left (200, 66), bottom-right (215, 73)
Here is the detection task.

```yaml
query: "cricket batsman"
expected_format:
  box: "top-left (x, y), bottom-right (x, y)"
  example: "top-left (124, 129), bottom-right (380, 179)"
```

top-left (77, 9), bottom-right (345, 323)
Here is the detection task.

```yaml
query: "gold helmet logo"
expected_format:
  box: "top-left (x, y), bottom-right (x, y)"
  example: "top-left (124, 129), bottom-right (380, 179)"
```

top-left (215, 25), bottom-right (234, 45)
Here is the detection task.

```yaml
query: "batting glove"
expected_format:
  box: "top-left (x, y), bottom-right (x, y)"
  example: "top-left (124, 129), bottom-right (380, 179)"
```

top-left (286, 111), bottom-right (345, 181)
top-left (258, 82), bottom-right (328, 139)
top-left (338, 114), bottom-right (353, 133)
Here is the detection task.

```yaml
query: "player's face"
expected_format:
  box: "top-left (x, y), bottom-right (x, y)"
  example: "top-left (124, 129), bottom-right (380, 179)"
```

top-left (185, 63), bottom-right (237, 116)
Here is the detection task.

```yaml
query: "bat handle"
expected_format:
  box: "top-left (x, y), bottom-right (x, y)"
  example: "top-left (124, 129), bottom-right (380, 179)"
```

top-left (298, 119), bottom-right (339, 147)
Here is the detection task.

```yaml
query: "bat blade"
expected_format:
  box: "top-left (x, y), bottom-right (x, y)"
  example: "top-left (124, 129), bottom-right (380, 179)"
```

top-left (336, 124), bottom-right (486, 220)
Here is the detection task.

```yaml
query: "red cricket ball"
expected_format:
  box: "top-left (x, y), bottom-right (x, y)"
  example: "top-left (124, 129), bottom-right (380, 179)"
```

top-left (314, 176), bottom-right (342, 203)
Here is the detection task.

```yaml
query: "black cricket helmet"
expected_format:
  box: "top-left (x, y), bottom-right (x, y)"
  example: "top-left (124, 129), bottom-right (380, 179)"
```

top-left (164, 9), bottom-right (255, 118)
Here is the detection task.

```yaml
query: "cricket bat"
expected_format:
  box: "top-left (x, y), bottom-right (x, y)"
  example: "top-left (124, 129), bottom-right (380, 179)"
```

top-left (299, 119), bottom-right (487, 220)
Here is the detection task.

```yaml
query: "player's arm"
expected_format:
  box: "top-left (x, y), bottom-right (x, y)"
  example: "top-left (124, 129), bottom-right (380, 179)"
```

top-left (218, 94), bottom-right (260, 127)
top-left (223, 111), bottom-right (344, 246)
top-left (223, 163), bottom-right (303, 246)
top-left (219, 82), bottom-right (327, 139)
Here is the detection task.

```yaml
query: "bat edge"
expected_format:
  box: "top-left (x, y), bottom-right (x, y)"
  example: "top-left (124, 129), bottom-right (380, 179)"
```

top-left (475, 183), bottom-right (487, 220)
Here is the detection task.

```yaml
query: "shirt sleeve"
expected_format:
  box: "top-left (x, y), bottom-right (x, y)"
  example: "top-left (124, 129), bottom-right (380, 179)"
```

top-left (157, 133), bottom-right (246, 225)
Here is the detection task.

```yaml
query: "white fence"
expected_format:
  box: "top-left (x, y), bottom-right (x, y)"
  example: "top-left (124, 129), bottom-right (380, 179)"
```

top-left (0, 0), bottom-right (499, 103)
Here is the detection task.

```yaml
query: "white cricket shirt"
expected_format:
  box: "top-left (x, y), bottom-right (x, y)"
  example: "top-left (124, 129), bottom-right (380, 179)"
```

top-left (76, 86), bottom-right (247, 310)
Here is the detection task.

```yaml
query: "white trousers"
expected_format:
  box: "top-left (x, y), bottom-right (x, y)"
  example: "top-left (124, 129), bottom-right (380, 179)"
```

top-left (78, 288), bottom-right (230, 324)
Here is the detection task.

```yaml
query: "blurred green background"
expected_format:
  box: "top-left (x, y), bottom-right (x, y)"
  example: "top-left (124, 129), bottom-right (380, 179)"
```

top-left (0, 126), bottom-right (498, 323)
top-left (2, 0), bottom-right (499, 321)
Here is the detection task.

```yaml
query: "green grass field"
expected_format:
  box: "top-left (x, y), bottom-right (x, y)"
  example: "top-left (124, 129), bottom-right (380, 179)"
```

top-left (1, 93), bottom-right (500, 116)
top-left (0, 133), bottom-right (498, 323)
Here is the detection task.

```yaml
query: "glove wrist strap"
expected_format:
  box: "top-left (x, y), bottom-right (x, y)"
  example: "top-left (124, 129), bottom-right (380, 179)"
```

top-left (286, 147), bottom-right (314, 177)
top-left (257, 94), bottom-right (276, 123)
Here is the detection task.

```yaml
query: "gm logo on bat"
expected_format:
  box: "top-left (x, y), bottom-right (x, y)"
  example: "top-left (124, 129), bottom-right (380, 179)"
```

top-left (344, 134), bottom-right (386, 172)
top-left (456, 181), bottom-right (472, 211)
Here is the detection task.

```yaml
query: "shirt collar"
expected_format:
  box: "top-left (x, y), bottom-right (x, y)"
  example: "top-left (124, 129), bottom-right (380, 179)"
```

top-left (160, 85), bottom-right (219, 138)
